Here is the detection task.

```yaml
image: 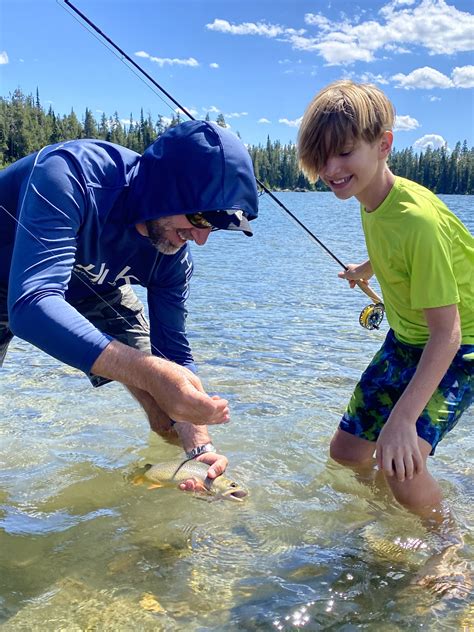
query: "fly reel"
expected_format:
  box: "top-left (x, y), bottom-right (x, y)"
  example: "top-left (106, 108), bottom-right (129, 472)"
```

top-left (359, 302), bottom-right (385, 330)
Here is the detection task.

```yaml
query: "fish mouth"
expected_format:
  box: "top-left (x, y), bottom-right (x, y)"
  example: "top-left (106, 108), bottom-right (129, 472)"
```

top-left (221, 488), bottom-right (248, 502)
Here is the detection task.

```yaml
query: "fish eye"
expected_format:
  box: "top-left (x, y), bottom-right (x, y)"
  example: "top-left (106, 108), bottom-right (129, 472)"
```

top-left (230, 482), bottom-right (237, 487)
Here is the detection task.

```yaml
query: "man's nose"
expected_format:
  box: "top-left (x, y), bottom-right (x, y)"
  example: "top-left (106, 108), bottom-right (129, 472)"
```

top-left (191, 227), bottom-right (212, 245)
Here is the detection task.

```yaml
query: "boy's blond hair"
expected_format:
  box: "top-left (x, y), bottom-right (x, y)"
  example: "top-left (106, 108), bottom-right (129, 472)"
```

top-left (297, 80), bottom-right (395, 181)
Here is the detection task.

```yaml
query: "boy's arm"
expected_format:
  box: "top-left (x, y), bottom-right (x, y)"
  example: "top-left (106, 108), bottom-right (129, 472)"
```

top-left (376, 304), bottom-right (461, 481)
top-left (338, 260), bottom-right (374, 288)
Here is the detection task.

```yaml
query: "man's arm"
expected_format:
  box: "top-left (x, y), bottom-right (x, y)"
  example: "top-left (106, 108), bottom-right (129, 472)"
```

top-left (376, 304), bottom-right (461, 481)
top-left (91, 339), bottom-right (230, 426)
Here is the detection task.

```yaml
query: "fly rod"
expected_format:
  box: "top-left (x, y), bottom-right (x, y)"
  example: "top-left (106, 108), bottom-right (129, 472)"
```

top-left (60, 0), bottom-right (385, 330)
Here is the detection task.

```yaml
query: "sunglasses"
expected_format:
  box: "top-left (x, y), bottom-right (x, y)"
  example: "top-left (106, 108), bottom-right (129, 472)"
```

top-left (186, 212), bottom-right (218, 231)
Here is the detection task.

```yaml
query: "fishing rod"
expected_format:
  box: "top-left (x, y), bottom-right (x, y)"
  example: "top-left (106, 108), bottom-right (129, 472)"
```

top-left (60, 0), bottom-right (385, 330)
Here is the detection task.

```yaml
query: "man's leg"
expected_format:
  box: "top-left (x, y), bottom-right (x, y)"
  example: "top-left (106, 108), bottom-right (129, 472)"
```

top-left (0, 286), bottom-right (14, 368)
top-left (126, 384), bottom-right (179, 441)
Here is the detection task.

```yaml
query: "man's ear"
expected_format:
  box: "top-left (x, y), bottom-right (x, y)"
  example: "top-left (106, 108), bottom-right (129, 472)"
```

top-left (379, 130), bottom-right (393, 158)
top-left (135, 222), bottom-right (149, 236)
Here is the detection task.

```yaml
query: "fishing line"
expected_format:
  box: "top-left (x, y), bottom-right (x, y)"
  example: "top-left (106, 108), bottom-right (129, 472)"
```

top-left (59, 0), bottom-right (385, 330)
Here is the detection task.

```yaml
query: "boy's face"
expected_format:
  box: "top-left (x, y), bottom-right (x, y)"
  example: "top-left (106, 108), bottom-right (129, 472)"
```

top-left (319, 132), bottom-right (392, 209)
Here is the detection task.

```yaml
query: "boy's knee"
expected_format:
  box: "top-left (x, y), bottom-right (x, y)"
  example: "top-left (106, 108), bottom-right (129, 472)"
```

top-left (385, 472), bottom-right (442, 510)
top-left (329, 432), bottom-right (375, 467)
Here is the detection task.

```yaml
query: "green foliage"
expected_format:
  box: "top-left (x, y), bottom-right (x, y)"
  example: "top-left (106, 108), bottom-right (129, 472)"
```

top-left (1, 88), bottom-right (473, 194)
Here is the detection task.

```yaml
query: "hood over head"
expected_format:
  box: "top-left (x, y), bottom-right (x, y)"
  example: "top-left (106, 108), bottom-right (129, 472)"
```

top-left (127, 120), bottom-right (258, 235)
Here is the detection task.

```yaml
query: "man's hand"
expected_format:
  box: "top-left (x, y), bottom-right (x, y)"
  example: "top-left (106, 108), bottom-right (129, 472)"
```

top-left (179, 452), bottom-right (229, 492)
top-left (147, 361), bottom-right (230, 426)
top-left (91, 341), bottom-right (230, 426)
top-left (376, 418), bottom-right (424, 481)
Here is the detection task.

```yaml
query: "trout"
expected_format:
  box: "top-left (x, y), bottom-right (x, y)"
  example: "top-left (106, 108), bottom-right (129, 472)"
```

top-left (136, 458), bottom-right (248, 502)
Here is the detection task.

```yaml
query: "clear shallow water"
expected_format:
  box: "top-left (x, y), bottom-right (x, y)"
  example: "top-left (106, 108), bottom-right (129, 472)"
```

top-left (0, 193), bottom-right (472, 630)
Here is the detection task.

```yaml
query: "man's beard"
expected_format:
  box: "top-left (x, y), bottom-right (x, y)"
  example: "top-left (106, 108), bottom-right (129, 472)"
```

top-left (146, 219), bottom-right (182, 255)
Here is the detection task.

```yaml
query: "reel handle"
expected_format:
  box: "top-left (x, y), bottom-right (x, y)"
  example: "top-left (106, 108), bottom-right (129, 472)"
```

top-left (355, 279), bottom-right (383, 305)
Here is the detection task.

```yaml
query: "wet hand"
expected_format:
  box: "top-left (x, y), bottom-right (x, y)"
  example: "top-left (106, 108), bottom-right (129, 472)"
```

top-left (179, 452), bottom-right (228, 492)
top-left (150, 361), bottom-right (230, 426)
top-left (376, 419), bottom-right (424, 481)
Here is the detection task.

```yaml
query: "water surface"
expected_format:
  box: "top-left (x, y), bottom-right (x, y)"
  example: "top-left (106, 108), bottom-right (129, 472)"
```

top-left (1, 193), bottom-right (472, 630)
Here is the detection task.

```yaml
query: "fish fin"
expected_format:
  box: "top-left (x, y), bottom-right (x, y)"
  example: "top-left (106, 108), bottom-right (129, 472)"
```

top-left (132, 475), bottom-right (146, 486)
top-left (147, 482), bottom-right (164, 490)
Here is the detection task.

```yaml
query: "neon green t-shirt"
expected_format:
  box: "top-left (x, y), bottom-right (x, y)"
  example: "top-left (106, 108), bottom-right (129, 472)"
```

top-left (361, 176), bottom-right (474, 345)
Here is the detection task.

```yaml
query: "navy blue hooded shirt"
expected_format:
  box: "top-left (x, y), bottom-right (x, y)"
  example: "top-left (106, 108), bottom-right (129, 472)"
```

top-left (0, 121), bottom-right (258, 375)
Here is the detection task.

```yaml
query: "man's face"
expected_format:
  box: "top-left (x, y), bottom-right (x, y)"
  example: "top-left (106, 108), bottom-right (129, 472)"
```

top-left (145, 215), bottom-right (212, 255)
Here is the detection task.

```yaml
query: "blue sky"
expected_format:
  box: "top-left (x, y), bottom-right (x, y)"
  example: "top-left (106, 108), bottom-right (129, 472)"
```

top-left (1, 0), bottom-right (473, 151)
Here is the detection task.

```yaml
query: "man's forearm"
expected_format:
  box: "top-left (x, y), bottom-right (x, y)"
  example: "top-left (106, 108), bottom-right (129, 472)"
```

top-left (125, 384), bottom-right (212, 453)
top-left (91, 339), bottom-right (172, 391)
top-left (91, 340), bottom-right (230, 426)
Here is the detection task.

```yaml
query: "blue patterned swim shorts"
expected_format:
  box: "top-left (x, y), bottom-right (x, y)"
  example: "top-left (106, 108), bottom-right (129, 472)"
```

top-left (339, 329), bottom-right (473, 455)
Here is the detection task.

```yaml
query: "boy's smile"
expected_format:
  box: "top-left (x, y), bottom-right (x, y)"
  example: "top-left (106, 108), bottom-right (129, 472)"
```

top-left (320, 133), bottom-right (394, 211)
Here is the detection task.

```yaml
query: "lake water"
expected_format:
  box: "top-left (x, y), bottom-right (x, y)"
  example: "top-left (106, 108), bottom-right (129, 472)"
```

top-left (0, 192), bottom-right (472, 630)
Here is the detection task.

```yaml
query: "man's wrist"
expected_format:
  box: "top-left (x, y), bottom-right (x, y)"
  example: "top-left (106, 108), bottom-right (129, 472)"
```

top-left (185, 443), bottom-right (217, 459)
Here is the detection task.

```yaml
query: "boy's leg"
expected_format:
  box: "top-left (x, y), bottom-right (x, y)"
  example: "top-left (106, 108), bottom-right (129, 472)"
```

top-left (383, 436), bottom-right (442, 515)
top-left (330, 428), bottom-right (375, 466)
top-left (333, 330), bottom-right (472, 513)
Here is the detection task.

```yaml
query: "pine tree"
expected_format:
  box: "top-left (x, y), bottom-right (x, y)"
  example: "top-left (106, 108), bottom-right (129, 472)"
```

top-left (216, 113), bottom-right (226, 128)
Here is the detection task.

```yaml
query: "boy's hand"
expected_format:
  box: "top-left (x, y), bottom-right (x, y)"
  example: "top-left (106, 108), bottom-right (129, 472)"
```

top-left (376, 418), bottom-right (424, 481)
top-left (338, 261), bottom-right (374, 289)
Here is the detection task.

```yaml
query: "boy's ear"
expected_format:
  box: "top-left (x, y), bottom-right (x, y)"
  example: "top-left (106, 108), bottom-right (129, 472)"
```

top-left (379, 131), bottom-right (393, 158)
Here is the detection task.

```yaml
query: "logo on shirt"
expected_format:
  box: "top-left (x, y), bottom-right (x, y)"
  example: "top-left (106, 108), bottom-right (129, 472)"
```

top-left (74, 263), bottom-right (140, 286)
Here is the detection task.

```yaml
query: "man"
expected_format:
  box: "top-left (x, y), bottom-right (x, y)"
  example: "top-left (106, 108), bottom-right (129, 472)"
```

top-left (0, 120), bottom-right (259, 484)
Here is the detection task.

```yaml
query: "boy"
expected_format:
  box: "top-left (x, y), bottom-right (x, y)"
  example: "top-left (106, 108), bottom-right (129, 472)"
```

top-left (298, 80), bottom-right (473, 516)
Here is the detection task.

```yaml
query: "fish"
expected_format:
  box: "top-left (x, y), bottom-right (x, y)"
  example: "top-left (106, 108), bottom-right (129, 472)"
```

top-left (134, 458), bottom-right (248, 502)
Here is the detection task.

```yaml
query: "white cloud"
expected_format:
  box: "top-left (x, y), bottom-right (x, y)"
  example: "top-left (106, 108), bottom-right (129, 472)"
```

top-left (429, 95), bottom-right (441, 101)
top-left (452, 65), bottom-right (474, 88)
top-left (224, 112), bottom-right (248, 119)
top-left (258, 118), bottom-right (271, 124)
top-left (134, 51), bottom-right (199, 67)
top-left (209, 62), bottom-right (219, 69)
top-left (413, 133), bottom-right (447, 150)
top-left (208, 1), bottom-right (474, 66)
top-left (392, 65), bottom-right (474, 89)
top-left (0, 51), bottom-right (9, 65)
top-left (206, 18), bottom-right (286, 38)
top-left (206, 105), bottom-right (220, 113)
top-left (176, 106), bottom-right (199, 117)
top-left (394, 114), bottom-right (420, 131)
top-left (392, 66), bottom-right (452, 89)
top-left (359, 72), bottom-right (389, 85)
top-left (279, 116), bottom-right (303, 127)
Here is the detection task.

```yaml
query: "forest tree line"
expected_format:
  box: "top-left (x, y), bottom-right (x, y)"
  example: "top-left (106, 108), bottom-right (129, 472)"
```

top-left (1, 88), bottom-right (473, 194)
